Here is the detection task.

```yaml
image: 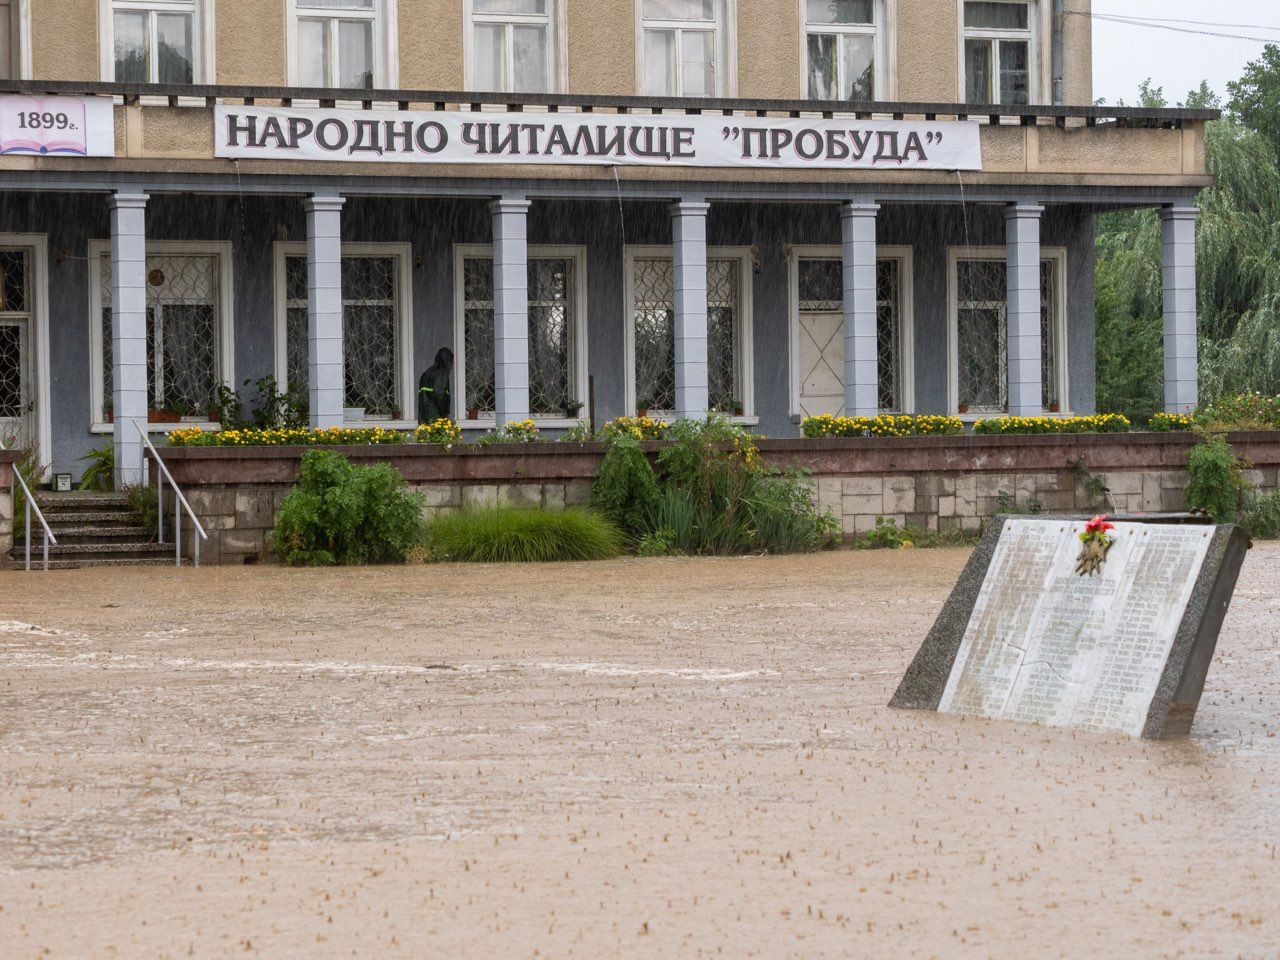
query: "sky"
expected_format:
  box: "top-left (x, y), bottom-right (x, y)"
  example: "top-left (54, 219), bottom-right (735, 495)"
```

top-left (1090, 1), bottom-right (1280, 106)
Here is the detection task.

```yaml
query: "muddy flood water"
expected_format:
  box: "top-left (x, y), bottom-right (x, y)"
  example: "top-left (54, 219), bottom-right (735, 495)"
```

top-left (1, 546), bottom-right (1278, 958)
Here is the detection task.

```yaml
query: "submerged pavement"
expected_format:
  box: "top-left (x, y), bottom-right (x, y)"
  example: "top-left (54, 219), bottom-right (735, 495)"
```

top-left (1, 548), bottom-right (1278, 958)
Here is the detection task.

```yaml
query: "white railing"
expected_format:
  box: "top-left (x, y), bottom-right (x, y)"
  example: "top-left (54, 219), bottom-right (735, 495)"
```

top-left (135, 424), bottom-right (208, 567)
top-left (8, 461), bottom-right (56, 571)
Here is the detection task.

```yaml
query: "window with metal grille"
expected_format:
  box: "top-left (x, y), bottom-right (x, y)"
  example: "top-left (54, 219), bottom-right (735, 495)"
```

top-left (954, 255), bottom-right (1060, 414)
top-left (631, 255), bottom-right (742, 415)
top-left (284, 253), bottom-right (401, 418)
top-left (99, 252), bottom-right (220, 418)
top-left (460, 255), bottom-right (576, 418)
top-left (796, 256), bottom-right (905, 413)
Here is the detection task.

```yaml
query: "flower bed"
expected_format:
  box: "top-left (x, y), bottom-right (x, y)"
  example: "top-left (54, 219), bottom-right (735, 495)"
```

top-left (168, 420), bottom-right (462, 448)
top-left (800, 414), bottom-right (964, 439)
top-left (972, 414), bottom-right (1131, 435)
top-left (1148, 413), bottom-right (1196, 432)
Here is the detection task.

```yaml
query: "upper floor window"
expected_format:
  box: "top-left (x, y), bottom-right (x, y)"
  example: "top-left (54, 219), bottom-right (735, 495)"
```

top-left (804, 0), bottom-right (884, 102)
top-left (466, 0), bottom-right (559, 94)
top-left (109, 0), bottom-right (200, 83)
top-left (963, 0), bottom-right (1033, 105)
top-left (290, 0), bottom-right (394, 89)
top-left (0, 1), bottom-right (24, 80)
top-left (640, 0), bottom-right (729, 98)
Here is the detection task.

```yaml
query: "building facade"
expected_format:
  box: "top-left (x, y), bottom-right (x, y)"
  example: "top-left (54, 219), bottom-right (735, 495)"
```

top-left (0, 0), bottom-right (1212, 485)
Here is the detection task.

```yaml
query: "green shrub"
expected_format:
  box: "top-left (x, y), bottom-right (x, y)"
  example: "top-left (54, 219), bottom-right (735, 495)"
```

top-left (744, 471), bottom-right (839, 554)
top-left (857, 516), bottom-right (914, 549)
top-left (591, 432), bottom-right (661, 539)
top-left (123, 483), bottom-right (159, 537)
top-left (1185, 435), bottom-right (1250, 524)
top-left (78, 441), bottom-right (115, 491)
top-left (636, 527), bottom-right (682, 557)
top-left (422, 507), bottom-right (622, 563)
top-left (1241, 489), bottom-right (1280, 540)
top-left (273, 450), bottom-right (425, 566)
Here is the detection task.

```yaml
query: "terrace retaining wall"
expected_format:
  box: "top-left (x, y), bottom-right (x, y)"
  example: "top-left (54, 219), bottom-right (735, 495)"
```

top-left (144, 432), bottom-right (1280, 566)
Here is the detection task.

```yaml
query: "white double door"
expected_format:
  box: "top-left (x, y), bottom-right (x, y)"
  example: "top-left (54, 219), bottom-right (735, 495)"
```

top-left (797, 311), bottom-right (845, 418)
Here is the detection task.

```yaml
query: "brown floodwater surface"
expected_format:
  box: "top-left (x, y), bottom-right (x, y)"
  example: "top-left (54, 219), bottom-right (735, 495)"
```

top-left (1, 547), bottom-right (1278, 958)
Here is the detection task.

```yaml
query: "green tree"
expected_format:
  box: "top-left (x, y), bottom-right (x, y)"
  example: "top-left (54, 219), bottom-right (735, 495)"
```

top-left (1228, 44), bottom-right (1280, 165)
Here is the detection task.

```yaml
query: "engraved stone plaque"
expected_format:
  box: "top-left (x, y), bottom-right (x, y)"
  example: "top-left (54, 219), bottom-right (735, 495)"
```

top-left (890, 516), bottom-right (1250, 739)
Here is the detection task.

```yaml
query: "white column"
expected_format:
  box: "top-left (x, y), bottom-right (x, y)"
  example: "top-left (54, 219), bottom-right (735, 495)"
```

top-left (108, 192), bottom-right (148, 487)
top-left (1161, 205), bottom-right (1200, 414)
top-left (1005, 203), bottom-right (1045, 417)
top-left (305, 194), bottom-right (346, 428)
top-left (671, 200), bottom-right (710, 420)
top-left (491, 197), bottom-right (531, 426)
top-left (841, 201), bottom-right (879, 417)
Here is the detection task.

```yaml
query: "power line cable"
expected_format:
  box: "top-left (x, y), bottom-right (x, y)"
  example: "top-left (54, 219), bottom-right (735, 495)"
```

top-left (1067, 10), bottom-right (1277, 43)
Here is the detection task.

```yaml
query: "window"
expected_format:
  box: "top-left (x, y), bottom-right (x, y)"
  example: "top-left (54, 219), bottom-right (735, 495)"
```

top-left (804, 0), bottom-right (881, 101)
top-left (791, 247), bottom-right (913, 417)
top-left (0, 1), bottom-right (25, 80)
top-left (950, 249), bottom-right (1064, 415)
top-left (90, 242), bottom-right (234, 425)
top-left (963, 0), bottom-right (1034, 105)
top-left (640, 0), bottom-right (731, 98)
top-left (627, 248), bottom-right (752, 417)
top-left (455, 246), bottom-right (587, 423)
top-left (466, 0), bottom-right (559, 93)
top-left (107, 0), bottom-right (200, 83)
top-left (277, 244), bottom-right (413, 421)
top-left (290, 0), bottom-right (394, 88)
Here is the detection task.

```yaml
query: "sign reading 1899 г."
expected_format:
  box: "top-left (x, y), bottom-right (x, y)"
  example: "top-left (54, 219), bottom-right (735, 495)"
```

top-left (214, 105), bottom-right (983, 171)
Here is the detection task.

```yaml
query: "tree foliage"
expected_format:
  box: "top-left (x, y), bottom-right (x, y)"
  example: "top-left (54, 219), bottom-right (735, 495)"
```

top-left (1096, 55), bottom-right (1280, 420)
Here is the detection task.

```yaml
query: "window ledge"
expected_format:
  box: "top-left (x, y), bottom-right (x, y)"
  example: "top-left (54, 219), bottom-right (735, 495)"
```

top-left (460, 418), bottom-right (587, 431)
top-left (91, 421), bottom-right (221, 435)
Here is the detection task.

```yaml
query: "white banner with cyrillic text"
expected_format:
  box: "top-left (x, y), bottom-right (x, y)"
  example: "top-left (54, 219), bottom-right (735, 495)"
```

top-left (214, 105), bottom-right (982, 171)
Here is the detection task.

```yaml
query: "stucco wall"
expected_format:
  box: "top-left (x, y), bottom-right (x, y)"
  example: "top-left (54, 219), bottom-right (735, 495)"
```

top-left (399, 0), bottom-right (464, 89)
top-left (30, 0), bottom-right (98, 82)
top-left (23, 0), bottom-right (1092, 105)
top-left (216, 0), bottom-right (287, 87)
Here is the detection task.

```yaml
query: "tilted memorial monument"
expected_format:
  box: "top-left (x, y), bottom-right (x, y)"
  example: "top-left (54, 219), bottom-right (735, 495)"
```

top-left (890, 515), bottom-right (1250, 739)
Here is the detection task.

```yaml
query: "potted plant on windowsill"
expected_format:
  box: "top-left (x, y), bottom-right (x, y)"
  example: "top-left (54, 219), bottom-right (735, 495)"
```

top-left (565, 399), bottom-right (585, 419)
top-left (466, 404), bottom-right (481, 421)
top-left (636, 396), bottom-right (653, 418)
top-left (148, 401), bottom-right (186, 424)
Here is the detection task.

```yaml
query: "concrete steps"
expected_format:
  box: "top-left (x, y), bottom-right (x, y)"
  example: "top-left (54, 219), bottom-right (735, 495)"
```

top-left (10, 491), bottom-right (175, 570)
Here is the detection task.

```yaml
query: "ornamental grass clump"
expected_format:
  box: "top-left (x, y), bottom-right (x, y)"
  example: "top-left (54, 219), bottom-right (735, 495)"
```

top-left (422, 507), bottom-right (622, 563)
top-left (273, 450), bottom-right (425, 566)
top-left (592, 416), bottom-right (837, 556)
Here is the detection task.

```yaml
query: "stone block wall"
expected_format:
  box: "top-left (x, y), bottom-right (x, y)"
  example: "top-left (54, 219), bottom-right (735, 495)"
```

top-left (186, 480), bottom-right (593, 565)
top-left (807, 466), bottom-right (1273, 539)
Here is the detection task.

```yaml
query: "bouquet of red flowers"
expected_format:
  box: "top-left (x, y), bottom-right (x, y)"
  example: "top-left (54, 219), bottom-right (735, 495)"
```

top-left (1076, 515), bottom-right (1116, 577)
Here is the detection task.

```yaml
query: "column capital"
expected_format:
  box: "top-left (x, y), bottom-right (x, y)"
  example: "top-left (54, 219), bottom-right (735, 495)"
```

top-left (1005, 202), bottom-right (1045, 220)
top-left (304, 194), bottom-right (346, 213)
top-left (669, 200), bottom-right (710, 217)
top-left (490, 197), bottom-right (531, 216)
top-left (1160, 205), bottom-right (1200, 222)
top-left (108, 192), bottom-right (149, 210)
top-left (840, 201), bottom-right (880, 218)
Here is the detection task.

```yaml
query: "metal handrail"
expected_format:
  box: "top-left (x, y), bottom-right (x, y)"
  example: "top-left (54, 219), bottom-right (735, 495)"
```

top-left (0, 438), bottom-right (57, 571)
top-left (134, 423), bottom-right (208, 568)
